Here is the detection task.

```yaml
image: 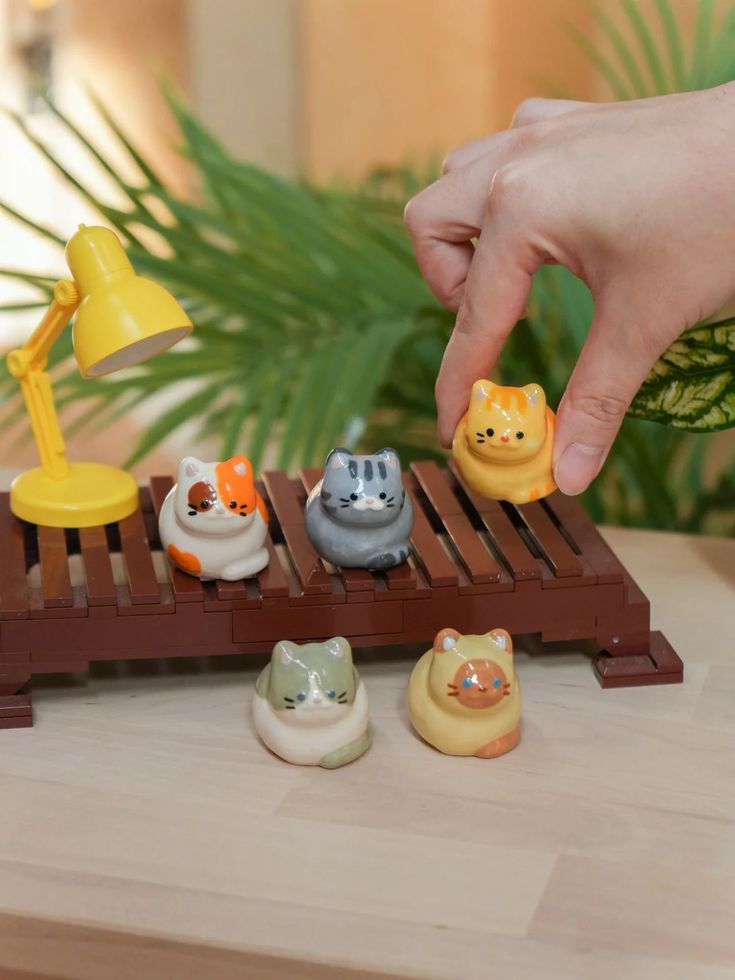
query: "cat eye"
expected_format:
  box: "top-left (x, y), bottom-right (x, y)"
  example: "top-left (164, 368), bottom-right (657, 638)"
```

top-left (229, 500), bottom-right (237, 509)
top-left (379, 492), bottom-right (387, 500)
top-left (327, 690), bottom-right (336, 698)
top-left (486, 428), bottom-right (494, 437)
top-left (492, 678), bottom-right (502, 688)
top-left (297, 692), bottom-right (306, 701)
top-left (350, 493), bottom-right (358, 501)
top-left (462, 677), bottom-right (473, 688)
top-left (516, 431), bottom-right (524, 440)
top-left (200, 500), bottom-right (211, 510)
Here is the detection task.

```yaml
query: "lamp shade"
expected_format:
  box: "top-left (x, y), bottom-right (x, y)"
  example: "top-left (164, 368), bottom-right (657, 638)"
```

top-left (66, 226), bottom-right (192, 378)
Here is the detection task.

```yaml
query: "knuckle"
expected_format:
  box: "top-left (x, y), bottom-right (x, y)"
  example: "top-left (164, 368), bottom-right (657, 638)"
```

top-left (569, 391), bottom-right (629, 428)
top-left (441, 149), bottom-right (461, 174)
top-left (487, 163), bottom-right (530, 214)
top-left (511, 97), bottom-right (548, 127)
top-left (403, 192), bottom-right (426, 235)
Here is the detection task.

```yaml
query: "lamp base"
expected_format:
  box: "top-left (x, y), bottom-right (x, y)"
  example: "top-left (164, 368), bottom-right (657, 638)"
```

top-left (9, 463), bottom-right (139, 528)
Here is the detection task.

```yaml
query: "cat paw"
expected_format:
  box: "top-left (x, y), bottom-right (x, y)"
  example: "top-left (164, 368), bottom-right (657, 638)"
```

top-left (366, 553), bottom-right (397, 571)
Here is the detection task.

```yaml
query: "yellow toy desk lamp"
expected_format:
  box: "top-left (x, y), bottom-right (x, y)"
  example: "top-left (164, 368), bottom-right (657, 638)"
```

top-left (6, 225), bottom-right (192, 528)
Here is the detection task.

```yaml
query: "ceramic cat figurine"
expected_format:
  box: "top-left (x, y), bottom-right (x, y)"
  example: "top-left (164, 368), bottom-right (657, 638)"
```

top-left (252, 636), bottom-right (371, 768)
top-left (452, 381), bottom-right (556, 504)
top-left (158, 455), bottom-right (269, 581)
top-left (305, 447), bottom-right (414, 571)
top-left (407, 627), bottom-right (521, 758)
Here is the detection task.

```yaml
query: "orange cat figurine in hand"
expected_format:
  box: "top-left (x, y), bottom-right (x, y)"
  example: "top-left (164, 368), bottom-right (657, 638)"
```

top-left (452, 381), bottom-right (556, 504)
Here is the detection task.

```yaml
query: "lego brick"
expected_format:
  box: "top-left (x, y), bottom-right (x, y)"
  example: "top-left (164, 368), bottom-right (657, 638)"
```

top-left (404, 478), bottom-right (457, 589)
top-left (450, 464), bottom-right (540, 581)
top-left (36, 525), bottom-right (74, 608)
top-left (256, 537), bottom-right (291, 598)
top-left (117, 503), bottom-right (163, 604)
top-left (78, 525), bottom-right (117, 605)
top-left (0, 694), bottom-right (32, 718)
top-left (0, 492), bottom-right (29, 620)
top-left (29, 585), bottom-right (88, 619)
top-left (411, 460), bottom-right (504, 584)
top-left (545, 491), bottom-right (624, 584)
top-left (595, 632), bottom-right (683, 688)
top-left (0, 716), bottom-right (33, 730)
top-left (233, 598), bottom-right (404, 644)
top-left (262, 471), bottom-right (333, 596)
top-left (148, 476), bottom-right (206, 604)
top-left (384, 558), bottom-right (418, 591)
top-left (514, 500), bottom-right (587, 580)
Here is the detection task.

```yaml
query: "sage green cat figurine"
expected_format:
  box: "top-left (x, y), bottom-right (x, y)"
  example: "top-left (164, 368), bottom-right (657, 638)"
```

top-left (252, 636), bottom-right (371, 768)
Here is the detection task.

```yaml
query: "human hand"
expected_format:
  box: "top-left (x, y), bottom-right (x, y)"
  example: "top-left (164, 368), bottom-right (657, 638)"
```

top-left (404, 87), bottom-right (735, 494)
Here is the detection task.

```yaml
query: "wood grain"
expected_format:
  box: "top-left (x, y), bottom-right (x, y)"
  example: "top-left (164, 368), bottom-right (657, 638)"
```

top-left (0, 527), bottom-right (732, 979)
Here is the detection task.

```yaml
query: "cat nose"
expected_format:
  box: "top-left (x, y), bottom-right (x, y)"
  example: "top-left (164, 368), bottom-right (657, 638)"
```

top-left (500, 434), bottom-right (509, 443)
top-left (365, 496), bottom-right (375, 505)
top-left (214, 504), bottom-right (225, 514)
top-left (312, 695), bottom-right (322, 704)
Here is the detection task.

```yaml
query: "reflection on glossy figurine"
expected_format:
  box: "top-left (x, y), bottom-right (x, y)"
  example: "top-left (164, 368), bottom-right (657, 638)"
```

top-left (305, 447), bottom-right (413, 570)
top-left (407, 627), bottom-right (521, 758)
top-left (452, 381), bottom-right (556, 504)
top-left (252, 636), bottom-right (371, 768)
top-left (159, 455), bottom-right (269, 581)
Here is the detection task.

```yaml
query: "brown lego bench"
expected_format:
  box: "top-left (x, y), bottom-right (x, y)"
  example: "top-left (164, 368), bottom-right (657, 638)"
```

top-left (0, 460), bottom-right (683, 729)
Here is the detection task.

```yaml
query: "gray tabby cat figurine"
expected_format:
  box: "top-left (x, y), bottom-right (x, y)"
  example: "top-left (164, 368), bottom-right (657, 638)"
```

top-left (252, 636), bottom-right (371, 768)
top-left (305, 447), bottom-right (414, 570)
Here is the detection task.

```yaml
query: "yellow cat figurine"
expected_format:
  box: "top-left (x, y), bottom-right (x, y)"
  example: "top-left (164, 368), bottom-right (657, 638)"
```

top-left (407, 627), bottom-right (521, 758)
top-left (452, 381), bottom-right (556, 504)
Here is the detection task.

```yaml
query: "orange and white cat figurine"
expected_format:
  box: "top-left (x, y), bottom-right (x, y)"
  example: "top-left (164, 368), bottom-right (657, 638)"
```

top-left (452, 381), bottom-right (556, 504)
top-left (158, 455), bottom-right (269, 581)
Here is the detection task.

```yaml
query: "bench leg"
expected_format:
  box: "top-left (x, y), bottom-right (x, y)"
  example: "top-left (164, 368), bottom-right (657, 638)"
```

top-left (0, 683), bottom-right (33, 729)
top-left (594, 631), bottom-right (683, 688)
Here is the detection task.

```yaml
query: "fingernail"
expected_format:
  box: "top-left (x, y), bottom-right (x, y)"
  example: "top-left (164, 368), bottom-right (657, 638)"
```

top-left (554, 443), bottom-right (604, 495)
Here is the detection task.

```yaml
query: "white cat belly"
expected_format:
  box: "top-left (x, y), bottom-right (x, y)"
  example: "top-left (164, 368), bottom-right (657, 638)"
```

top-left (252, 680), bottom-right (369, 765)
top-left (159, 489), bottom-right (268, 580)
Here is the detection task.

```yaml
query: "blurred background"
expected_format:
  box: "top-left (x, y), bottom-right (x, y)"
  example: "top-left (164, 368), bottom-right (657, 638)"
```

top-left (0, 0), bottom-right (733, 532)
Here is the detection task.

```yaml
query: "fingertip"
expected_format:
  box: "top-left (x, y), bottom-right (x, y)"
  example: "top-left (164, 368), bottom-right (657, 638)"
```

top-left (552, 442), bottom-right (605, 496)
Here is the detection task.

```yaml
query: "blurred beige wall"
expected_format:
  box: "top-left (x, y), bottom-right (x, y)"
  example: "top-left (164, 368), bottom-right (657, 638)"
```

top-left (298, 0), bottom-right (598, 179)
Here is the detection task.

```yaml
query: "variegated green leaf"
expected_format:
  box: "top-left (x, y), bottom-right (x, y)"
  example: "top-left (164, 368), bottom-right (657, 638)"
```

top-left (629, 320), bottom-right (735, 430)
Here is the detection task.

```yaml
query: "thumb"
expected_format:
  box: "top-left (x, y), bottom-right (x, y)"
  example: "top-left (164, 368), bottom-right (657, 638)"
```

top-left (552, 303), bottom-right (669, 495)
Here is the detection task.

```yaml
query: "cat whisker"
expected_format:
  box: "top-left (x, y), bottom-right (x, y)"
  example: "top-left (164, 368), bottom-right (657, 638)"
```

top-left (386, 503), bottom-right (395, 507)
top-left (447, 691), bottom-right (460, 697)
top-left (447, 683), bottom-right (458, 689)
top-left (284, 705), bottom-right (295, 709)
top-left (340, 503), bottom-right (350, 508)
top-left (338, 692), bottom-right (347, 698)
top-left (284, 697), bottom-right (295, 703)
top-left (339, 498), bottom-right (350, 503)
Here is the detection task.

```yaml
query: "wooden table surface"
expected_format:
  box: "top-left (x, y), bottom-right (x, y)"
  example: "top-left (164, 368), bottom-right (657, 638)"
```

top-left (0, 526), bottom-right (733, 980)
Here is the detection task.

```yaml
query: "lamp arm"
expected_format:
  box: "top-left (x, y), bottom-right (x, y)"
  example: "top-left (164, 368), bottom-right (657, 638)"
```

top-left (6, 280), bottom-right (81, 481)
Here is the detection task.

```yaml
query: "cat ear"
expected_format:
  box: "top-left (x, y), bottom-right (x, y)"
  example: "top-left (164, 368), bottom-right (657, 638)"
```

top-left (433, 627), bottom-right (461, 653)
top-left (179, 456), bottom-right (203, 480)
top-left (326, 447), bottom-right (352, 470)
top-left (275, 640), bottom-right (298, 665)
top-left (486, 628), bottom-right (513, 655)
top-left (325, 636), bottom-right (351, 659)
top-left (522, 384), bottom-right (545, 409)
top-left (377, 448), bottom-right (399, 469)
top-left (471, 379), bottom-right (493, 402)
top-left (229, 455), bottom-right (248, 476)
